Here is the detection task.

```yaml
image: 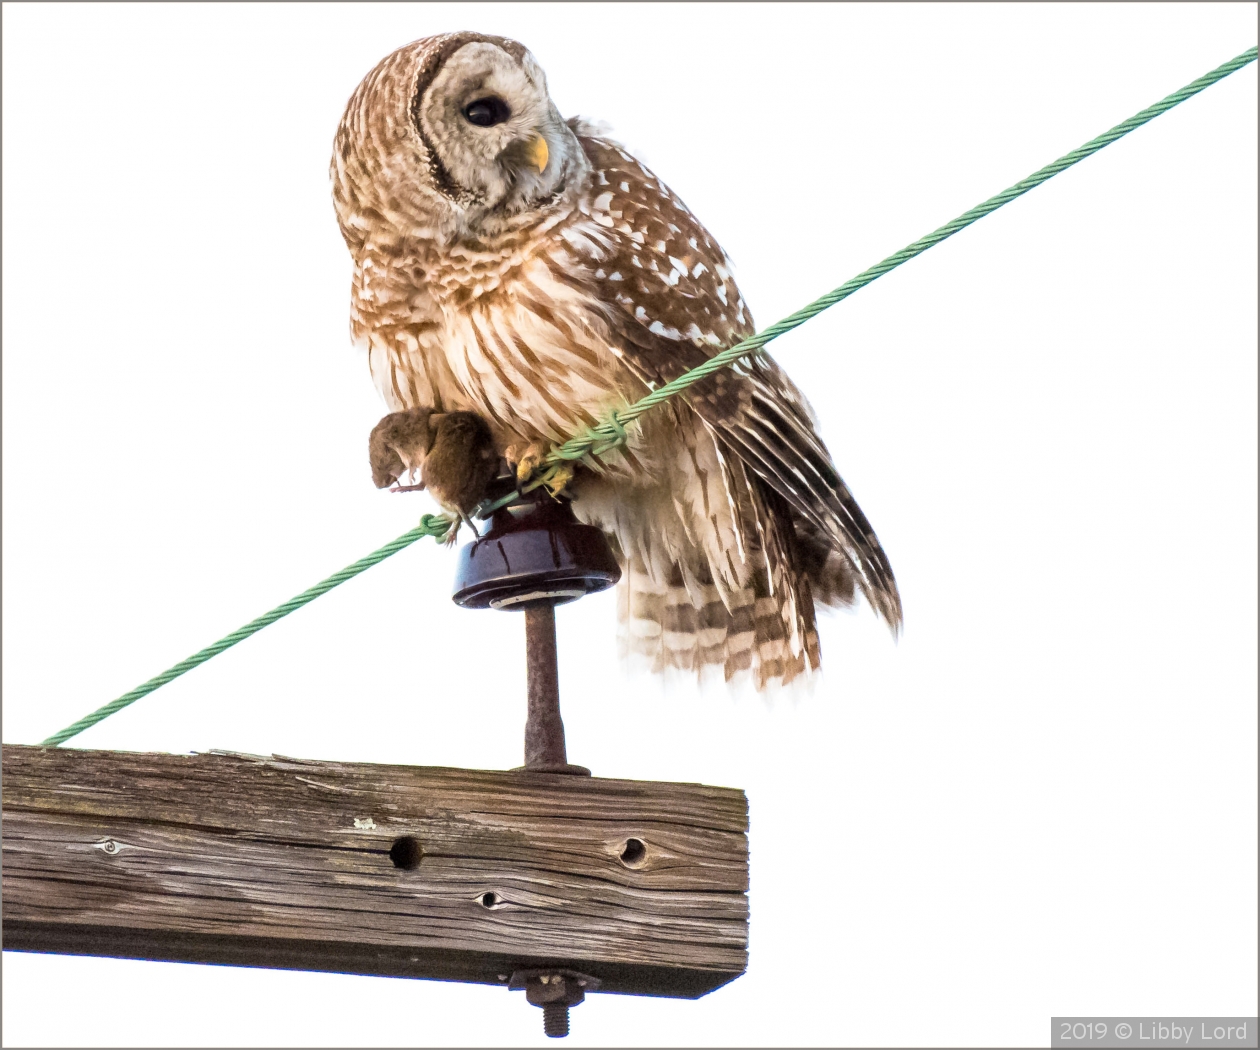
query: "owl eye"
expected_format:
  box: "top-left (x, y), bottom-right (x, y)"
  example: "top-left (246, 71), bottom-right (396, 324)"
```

top-left (463, 97), bottom-right (511, 128)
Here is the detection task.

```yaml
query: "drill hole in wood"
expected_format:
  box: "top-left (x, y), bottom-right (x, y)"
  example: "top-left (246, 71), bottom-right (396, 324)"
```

top-left (619, 838), bottom-right (647, 867)
top-left (389, 836), bottom-right (422, 870)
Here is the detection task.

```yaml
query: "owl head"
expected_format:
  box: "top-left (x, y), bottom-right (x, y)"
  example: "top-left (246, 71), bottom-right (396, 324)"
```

top-left (332, 32), bottom-right (588, 248)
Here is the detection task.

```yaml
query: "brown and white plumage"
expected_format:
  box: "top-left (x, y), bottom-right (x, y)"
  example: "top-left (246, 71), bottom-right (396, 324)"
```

top-left (332, 31), bottom-right (901, 687)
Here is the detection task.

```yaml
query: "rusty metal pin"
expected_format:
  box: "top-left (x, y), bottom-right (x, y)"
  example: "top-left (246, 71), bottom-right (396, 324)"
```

top-left (521, 603), bottom-right (589, 775)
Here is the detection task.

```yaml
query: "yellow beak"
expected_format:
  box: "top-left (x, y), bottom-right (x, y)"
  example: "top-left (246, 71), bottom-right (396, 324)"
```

top-left (525, 132), bottom-right (549, 174)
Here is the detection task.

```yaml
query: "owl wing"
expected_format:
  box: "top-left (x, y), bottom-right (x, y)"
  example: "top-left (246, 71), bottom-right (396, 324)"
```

top-left (568, 131), bottom-right (901, 628)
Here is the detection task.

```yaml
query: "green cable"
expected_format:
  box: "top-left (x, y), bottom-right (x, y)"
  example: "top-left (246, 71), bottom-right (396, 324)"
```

top-left (40, 516), bottom-right (453, 746)
top-left (525, 45), bottom-right (1259, 486)
top-left (41, 46), bottom-right (1255, 747)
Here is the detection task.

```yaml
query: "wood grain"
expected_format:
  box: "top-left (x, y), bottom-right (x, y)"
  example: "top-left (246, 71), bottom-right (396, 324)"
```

top-left (1, 744), bottom-right (748, 998)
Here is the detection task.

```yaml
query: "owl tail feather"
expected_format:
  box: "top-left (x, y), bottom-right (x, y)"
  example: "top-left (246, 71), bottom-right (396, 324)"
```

top-left (616, 481), bottom-right (821, 690)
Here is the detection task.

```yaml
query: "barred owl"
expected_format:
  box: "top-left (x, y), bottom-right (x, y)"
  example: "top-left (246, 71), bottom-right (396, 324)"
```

top-left (332, 32), bottom-right (901, 688)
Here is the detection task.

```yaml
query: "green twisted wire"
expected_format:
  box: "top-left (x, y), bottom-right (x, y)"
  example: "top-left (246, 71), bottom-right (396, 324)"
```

top-left (41, 46), bottom-right (1255, 747)
top-left (513, 44), bottom-right (1258, 495)
top-left (39, 515), bottom-right (453, 746)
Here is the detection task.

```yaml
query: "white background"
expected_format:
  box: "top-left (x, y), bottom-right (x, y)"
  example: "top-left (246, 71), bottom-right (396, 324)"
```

top-left (3, 3), bottom-right (1256, 1047)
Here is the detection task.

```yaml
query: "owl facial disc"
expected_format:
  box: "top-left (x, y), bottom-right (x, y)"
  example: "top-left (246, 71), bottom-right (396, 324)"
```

top-left (415, 40), bottom-right (575, 218)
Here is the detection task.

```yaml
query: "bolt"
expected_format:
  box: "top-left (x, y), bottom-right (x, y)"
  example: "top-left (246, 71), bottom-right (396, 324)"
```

top-left (507, 969), bottom-right (600, 1041)
top-left (542, 1002), bottom-right (569, 1038)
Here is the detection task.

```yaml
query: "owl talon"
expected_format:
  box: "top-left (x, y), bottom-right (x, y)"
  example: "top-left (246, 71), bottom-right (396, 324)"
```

top-left (543, 464), bottom-right (575, 497)
top-left (506, 441), bottom-right (550, 485)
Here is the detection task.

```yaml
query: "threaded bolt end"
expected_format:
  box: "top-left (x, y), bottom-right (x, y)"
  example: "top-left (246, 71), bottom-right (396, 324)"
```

top-left (542, 1002), bottom-right (570, 1038)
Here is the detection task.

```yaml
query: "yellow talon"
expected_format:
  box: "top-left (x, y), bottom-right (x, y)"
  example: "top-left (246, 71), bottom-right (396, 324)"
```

top-left (506, 441), bottom-right (549, 485)
top-left (543, 464), bottom-right (574, 497)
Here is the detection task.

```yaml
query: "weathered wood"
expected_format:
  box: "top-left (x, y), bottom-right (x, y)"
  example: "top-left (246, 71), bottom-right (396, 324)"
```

top-left (1, 744), bottom-right (748, 998)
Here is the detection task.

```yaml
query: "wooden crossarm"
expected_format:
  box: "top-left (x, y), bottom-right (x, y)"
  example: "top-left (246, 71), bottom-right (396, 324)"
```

top-left (1, 744), bottom-right (748, 998)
